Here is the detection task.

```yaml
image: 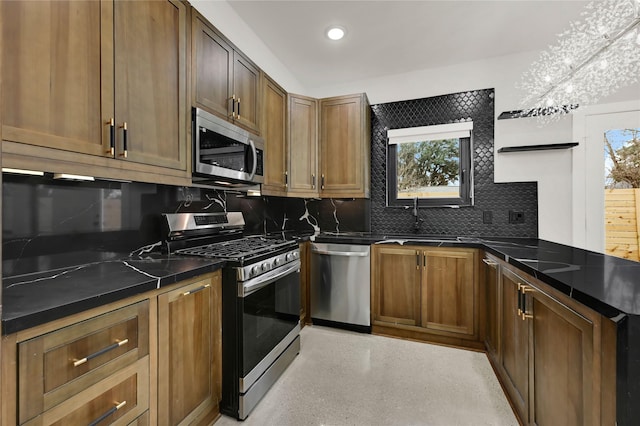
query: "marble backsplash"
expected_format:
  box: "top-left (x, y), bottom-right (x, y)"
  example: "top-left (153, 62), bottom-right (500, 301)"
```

top-left (2, 174), bottom-right (370, 261)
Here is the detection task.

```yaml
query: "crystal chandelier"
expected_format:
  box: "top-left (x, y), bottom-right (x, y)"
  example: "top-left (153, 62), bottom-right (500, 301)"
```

top-left (517, 0), bottom-right (640, 120)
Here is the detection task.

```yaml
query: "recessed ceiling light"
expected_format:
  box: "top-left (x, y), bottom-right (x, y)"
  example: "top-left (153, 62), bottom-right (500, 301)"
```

top-left (326, 26), bottom-right (346, 41)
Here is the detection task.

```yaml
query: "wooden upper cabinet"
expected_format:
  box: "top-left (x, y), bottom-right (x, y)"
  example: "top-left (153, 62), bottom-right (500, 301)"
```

top-left (0, 0), bottom-right (113, 156)
top-left (261, 74), bottom-right (288, 196)
top-left (192, 11), bottom-right (260, 134)
top-left (372, 246), bottom-right (421, 326)
top-left (114, 0), bottom-right (187, 170)
top-left (288, 94), bottom-right (318, 197)
top-left (193, 14), bottom-right (233, 120)
top-left (422, 249), bottom-right (475, 336)
top-left (233, 52), bottom-right (260, 133)
top-left (0, 0), bottom-right (188, 176)
top-left (319, 93), bottom-right (370, 198)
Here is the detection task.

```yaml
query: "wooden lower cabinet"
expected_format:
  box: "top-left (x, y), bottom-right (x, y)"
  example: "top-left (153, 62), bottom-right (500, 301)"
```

top-left (299, 241), bottom-right (310, 325)
top-left (157, 273), bottom-right (222, 426)
top-left (372, 246), bottom-right (421, 326)
top-left (483, 255), bottom-right (500, 360)
top-left (371, 245), bottom-right (479, 346)
top-left (499, 267), bottom-right (530, 422)
top-left (1, 271), bottom-right (223, 426)
top-left (488, 260), bottom-right (616, 426)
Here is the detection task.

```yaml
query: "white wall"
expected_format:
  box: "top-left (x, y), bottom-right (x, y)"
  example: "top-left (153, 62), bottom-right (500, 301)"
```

top-left (190, 1), bottom-right (640, 246)
top-left (190, 0), bottom-right (305, 94)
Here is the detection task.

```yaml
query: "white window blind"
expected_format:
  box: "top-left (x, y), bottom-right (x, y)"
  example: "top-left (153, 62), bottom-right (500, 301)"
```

top-left (387, 121), bottom-right (473, 145)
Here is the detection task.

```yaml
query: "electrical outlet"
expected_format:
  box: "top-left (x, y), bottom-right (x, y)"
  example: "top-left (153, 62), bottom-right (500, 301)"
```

top-left (509, 210), bottom-right (525, 224)
top-left (483, 210), bottom-right (493, 224)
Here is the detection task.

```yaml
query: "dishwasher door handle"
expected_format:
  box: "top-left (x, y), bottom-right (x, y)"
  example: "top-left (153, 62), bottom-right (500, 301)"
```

top-left (311, 248), bottom-right (369, 257)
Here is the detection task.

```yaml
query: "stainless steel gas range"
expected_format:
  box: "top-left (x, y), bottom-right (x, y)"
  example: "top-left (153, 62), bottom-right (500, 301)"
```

top-left (163, 212), bottom-right (301, 420)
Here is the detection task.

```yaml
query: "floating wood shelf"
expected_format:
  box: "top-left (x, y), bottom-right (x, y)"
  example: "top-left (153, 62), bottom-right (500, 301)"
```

top-left (497, 142), bottom-right (579, 153)
top-left (498, 104), bottom-right (579, 120)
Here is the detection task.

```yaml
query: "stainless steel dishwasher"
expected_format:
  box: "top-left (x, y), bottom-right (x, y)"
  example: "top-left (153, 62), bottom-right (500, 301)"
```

top-left (310, 243), bottom-right (371, 333)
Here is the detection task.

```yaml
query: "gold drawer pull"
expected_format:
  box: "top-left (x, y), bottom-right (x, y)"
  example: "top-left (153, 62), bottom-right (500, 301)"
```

top-left (88, 400), bottom-right (127, 426)
top-left (73, 339), bottom-right (129, 367)
top-left (183, 283), bottom-right (210, 296)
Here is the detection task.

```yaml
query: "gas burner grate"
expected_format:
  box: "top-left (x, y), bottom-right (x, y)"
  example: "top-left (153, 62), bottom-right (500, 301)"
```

top-left (175, 235), bottom-right (293, 260)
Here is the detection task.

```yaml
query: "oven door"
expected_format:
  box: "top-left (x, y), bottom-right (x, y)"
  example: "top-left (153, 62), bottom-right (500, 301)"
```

top-left (238, 260), bottom-right (301, 390)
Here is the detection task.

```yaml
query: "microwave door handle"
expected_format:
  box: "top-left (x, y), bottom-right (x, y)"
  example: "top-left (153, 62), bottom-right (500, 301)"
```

top-left (248, 139), bottom-right (258, 180)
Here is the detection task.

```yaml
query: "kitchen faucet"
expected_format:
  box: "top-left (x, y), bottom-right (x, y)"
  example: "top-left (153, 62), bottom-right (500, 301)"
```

top-left (413, 197), bottom-right (424, 232)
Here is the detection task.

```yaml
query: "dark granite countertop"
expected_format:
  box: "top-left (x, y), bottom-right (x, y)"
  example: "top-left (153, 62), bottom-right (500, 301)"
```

top-left (306, 232), bottom-right (640, 320)
top-left (2, 251), bottom-right (225, 335)
top-left (5, 231), bottom-right (639, 334)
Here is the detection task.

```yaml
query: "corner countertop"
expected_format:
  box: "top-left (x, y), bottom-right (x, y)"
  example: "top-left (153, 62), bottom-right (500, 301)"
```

top-left (2, 251), bottom-right (225, 335)
top-left (307, 232), bottom-right (639, 319)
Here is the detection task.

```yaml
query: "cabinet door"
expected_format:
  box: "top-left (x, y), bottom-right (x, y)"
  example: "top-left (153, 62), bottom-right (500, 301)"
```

top-left (529, 287), bottom-right (595, 426)
top-left (233, 51), bottom-right (260, 134)
top-left (319, 94), bottom-right (369, 198)
top-left (157, 273), bottom-right (222, 426)
top-left (261, 75), bottom-right (288, 195)
top-left (421, 249), bottom-right (475, 337)
top-left (288, 94), bottom-right (319, 196)
top-left (372, 246), bottom-right (421, 326)
top-left (1, 0), bottom-right (113, 157)
top-left (484, 256), bottom-right (500, 360)
top-left (499, 269), bottom-right (530, 422)
top-left (193, 13), bottom-right (234, 121)
top-left (114, 0), bottom-right (187, 170)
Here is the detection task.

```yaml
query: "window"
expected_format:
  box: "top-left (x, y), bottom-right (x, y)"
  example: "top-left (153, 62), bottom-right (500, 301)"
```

top-left (387, 122), bottom-right (473, 207)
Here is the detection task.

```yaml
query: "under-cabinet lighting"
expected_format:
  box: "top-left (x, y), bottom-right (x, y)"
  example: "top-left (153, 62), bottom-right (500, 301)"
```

top-left (246, 188), bottom-right (261, 197)
top-left (53, 173), bottom-right (95, 181)
top-left (1, 168), bottom-right (45, 176)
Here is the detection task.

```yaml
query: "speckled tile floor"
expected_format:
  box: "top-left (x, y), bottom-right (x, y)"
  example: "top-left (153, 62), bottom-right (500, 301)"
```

top-left (215, 325), bottom-right (518, 426)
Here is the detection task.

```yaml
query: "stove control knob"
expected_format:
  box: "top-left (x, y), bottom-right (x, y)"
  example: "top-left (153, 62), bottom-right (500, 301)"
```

top-left (274, 257), bottom-right (282, 266)
top-left (251, 265), bottom-right (260, 276)
top-left (262, 262), bottom-right (270, 272)
top-left (285, 253), bottom-right (292, 262)
top-left (292, 251), bottom-right (299, 259)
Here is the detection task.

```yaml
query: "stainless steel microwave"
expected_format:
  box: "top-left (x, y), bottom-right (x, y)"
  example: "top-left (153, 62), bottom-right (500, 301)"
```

top-left (192, 107), bottom-right (264, 186)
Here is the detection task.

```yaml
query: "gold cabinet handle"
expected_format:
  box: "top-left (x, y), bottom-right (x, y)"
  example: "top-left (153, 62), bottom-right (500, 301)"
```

top-left (482, 258), bottom-right (497, 267)
top-left (119, 122), bottom-right (128, 158)
top-left (88, 401), bottom-right (127, 426)
top-left (312, 174), bottom-right (316, 189)
top-left (73, 339), bottom-right (129, 367)
top-left (237, 97), bottom-right (241, 119)
top-left (183, 283), bottom-right (210, 296)
top-left (229, 94), bottom-right (237, 119)
top-left (321, 174), bottom-right (325, 190)
top-left (416, 250), bottom-right (420, 270)
top-left (285, 171), bottom-right (288, 188)
top-left (106, 118), bottom-right (115, 156)
top-left (519, 284), bottom-right (533, 320)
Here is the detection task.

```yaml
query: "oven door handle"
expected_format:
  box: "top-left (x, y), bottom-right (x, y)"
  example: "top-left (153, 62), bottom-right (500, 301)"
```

top-left (239, 260), bottom-right (301, 298)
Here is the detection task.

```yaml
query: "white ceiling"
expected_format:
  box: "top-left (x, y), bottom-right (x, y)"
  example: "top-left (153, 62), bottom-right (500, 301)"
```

top-left (227, 0), bottom-right (590, 90)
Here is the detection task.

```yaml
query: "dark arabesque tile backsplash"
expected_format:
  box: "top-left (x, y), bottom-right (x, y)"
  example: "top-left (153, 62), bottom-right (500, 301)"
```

top-left (2, 87), bottom-right (537, 265)
top-left (370, 89), bottom-right (538, 237)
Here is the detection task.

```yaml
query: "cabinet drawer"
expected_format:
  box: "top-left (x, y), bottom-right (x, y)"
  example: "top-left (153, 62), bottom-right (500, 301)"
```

top-left (18, 301), bottom-right (149, 424)
top-left (23, 359), bottom-right (149, 426)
